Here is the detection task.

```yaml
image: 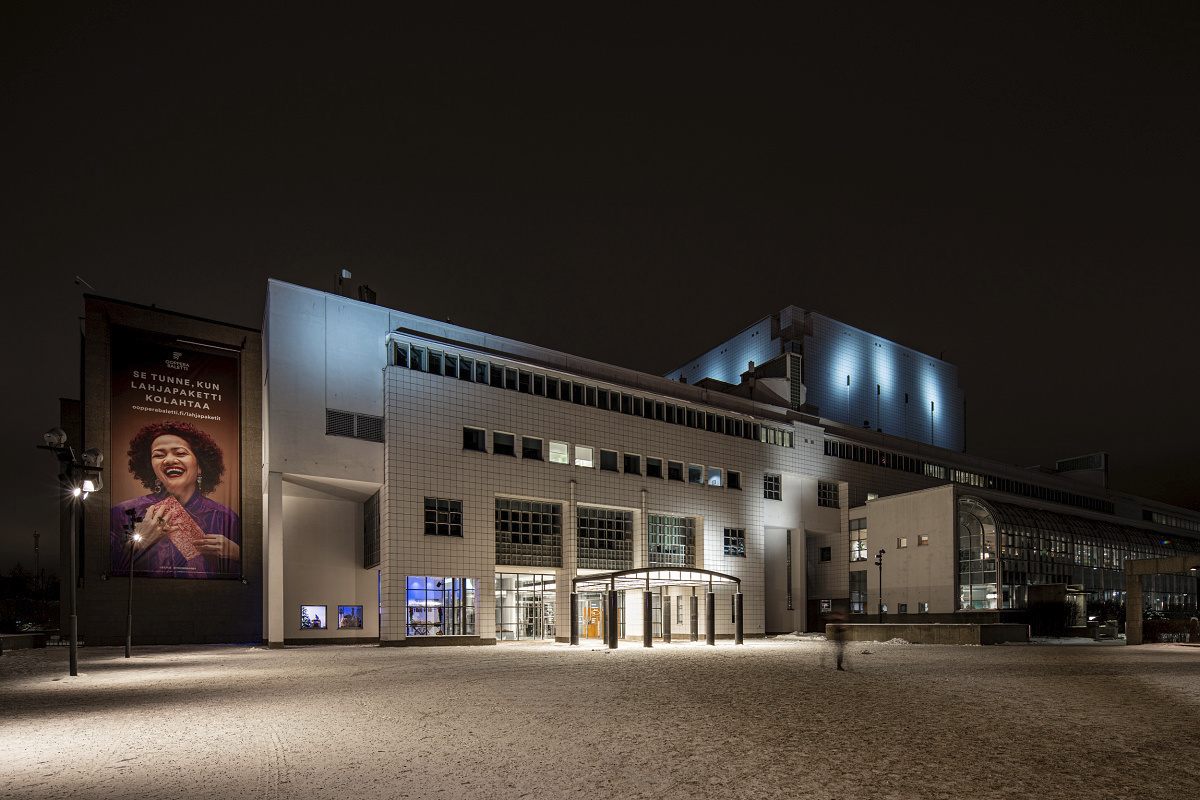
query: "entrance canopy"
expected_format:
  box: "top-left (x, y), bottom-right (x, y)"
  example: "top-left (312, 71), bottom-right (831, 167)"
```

top-left (572, 567), bottom-right (740, 593)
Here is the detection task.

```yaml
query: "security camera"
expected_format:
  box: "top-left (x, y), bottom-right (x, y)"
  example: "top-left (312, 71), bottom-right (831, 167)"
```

top-left (82, 447), bottom-right (104, 467)
top-left (43, 428), bottom-right (67, 447)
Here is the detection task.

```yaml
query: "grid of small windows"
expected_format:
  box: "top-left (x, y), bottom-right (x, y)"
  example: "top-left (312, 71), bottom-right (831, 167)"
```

top-left (363, 490), bottom-right (380, 569)
top-left (325, 408), bottom-right (385, 443)
top-left (389, 337), bottom-right (794, 448)
top-left (577, 507), bottom-right (633, 570)
top-left (850, 518), bottom-right (867, 562)
top-left (823, 437), bottom-right (1115, 515)
top-left (424, 497), bottom-right (463, 537)
top-left (818, 481), bottom-right (839, 508)
top-left (495, 498), bottom-right (562, 568)
top-left (723, 528), bottom-right (746, 558)
top-left (648, 514), bottom-right (695, 568)
top-left (764, 473), bottom-right (781, 500)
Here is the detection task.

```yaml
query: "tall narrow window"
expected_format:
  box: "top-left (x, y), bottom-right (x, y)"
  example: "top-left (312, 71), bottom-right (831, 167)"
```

top-left (764, 473), bottom-right (781, 500)
top-left (723, 528), bottom-right (746, 558)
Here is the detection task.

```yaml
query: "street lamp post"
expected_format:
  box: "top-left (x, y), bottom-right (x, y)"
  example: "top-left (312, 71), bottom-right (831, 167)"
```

top-left (123, 509), bottom-right (142, 658)
top-left (875, 548), bottom-right (886, 620)
top-left (38, 428), bottom-right (103, 678)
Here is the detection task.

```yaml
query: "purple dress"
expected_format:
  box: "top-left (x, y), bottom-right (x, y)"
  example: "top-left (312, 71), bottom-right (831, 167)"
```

top-left (110, 493), bottom-right (241, 579)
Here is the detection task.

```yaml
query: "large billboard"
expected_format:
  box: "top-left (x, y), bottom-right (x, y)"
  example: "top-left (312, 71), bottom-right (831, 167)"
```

top-left (109, 328), bottom-right (242, 579)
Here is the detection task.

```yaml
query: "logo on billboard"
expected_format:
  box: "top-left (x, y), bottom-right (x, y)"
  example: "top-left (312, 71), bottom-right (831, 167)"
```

top-left (165, 352), bottom-right (190, 371)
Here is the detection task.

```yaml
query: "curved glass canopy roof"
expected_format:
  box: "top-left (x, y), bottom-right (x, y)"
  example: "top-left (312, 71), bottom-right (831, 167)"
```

top-left (571, 568), bottom-right (741, 593)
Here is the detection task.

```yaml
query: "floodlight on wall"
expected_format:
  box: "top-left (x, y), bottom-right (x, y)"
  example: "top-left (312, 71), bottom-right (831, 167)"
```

top-left (44, 427), bottom-right (67, 447)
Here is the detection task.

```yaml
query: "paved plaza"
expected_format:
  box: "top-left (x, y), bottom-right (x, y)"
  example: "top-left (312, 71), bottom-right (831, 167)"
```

top-left (2, 636), bottom-right (1197, 799)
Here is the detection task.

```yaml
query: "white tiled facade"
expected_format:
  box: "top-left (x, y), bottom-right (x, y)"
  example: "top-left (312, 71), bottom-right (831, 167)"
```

top-left (263, 281), bottom-right (1200, 646)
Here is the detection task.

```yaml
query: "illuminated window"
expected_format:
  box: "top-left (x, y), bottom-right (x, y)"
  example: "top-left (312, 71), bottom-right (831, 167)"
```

top-left (338, 606), bottom-right (363, 629)
top-left (406, 576), bottom-right (476, 636)
top-left (549, 441), bottom-right (569, 464)
top-left (707, 467), bottom-right (723, 487)
top-left (574, 445), bottom-right (594, 468)
top-left (300, 605), bottom-right (327, 629)
top-left (850, 518), bottom-right (867, 562)
top-left (649, 514), bottom-right (696, 567)
top-left (918, 602), bottom-right (929, 613)
top-left (918, 534), bottom-right (929, 546)
top-left (897, 537), bottom-right (907, 548)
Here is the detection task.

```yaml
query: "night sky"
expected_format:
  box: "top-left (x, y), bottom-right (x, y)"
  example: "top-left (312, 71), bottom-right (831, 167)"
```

top-left (4, 3), bottom-right (1198, 574)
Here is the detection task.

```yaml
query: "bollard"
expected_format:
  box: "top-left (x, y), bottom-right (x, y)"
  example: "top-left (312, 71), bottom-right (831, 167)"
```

top-left (663, 599), bottom-right (672, 643)
top-left (690, 594), bottom-right (699, 642)
top-left (735, 592), bottom-right (744, 644)
top-left (607, 591), bottom-right (619, 649)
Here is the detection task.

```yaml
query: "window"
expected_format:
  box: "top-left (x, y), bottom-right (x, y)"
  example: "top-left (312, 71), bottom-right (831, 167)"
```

top-left (621, 393), bottom-right (632, 414)
top-left (460, 357), bottom-right (473, 381)
top-left (633, 397), bottom-right (643, 417)
top-left (463, 427), bottom-right (487, 452)
top-left (444, 353), bottom-right (457, 377)
top-left (392, 341), bottom-right (408, 367)
top-left (549, 441), bottom-right (569, 464)
top-left (850, 570), bottom-right (867, 613)
top-left (409, 345), bottom-right (426, 371)
top-left (624, 453), bottom-right (641, 475)
top-left (667, 461), bottom-right (684, 481)
top-left (475, 360), bottom-right (488, 384)
top-left (428, 349), bottom-right (442, 375)
top-left (504, 367), bottom-right (518, 391)
top-left (574, 445), bottom-right (594, 468)
top-left (546, 376), bottom-right (559, 398)
top-left (918, 602), bottom-right (929, 613)
top-left (518, 370), bottom-right (531, 394)
top-left (818, 481), bottom-right (839, 508)
top-left (649, 514), bottom-right (696, 567)
top-left (495, 498), bottom-right (562, 567)
top-left (707, 467), bottom-right (723, 487)
top-left (819, 546), bottom-right (832, 563)
top-left (723, 528), bottom-right (746, 558)
top-left (850, 518), bottom-right (867, 562)
top-left (897, 537), bottom-right (908, 548)
top-left (764, 473), bottom-right (781, 501)
top-left (819, 599), bottom-right (831, 613)
top-left (424, 497), bottom-right (463, 537)
top-left (338, 605), bottom-right (363, 629)
top-left (866, 492), bottom-right (879, 501)
top-left (489, 365), bottom-right (503, 388)
top-left (597, 388), bottom-right (608, 409)
top-left (600, 450), bottom-right (619, 472)
top-left (406, 576), bottom-right (476, 636)
top-left (577, 507), bottom-right (633, 570)
top-left (533, 374), bottom-right (544, 395)
top-left (898, 603), bottom-right (908, 613)
top-left (586, 386), bottom-right (597, 407)
top-left (493, 432), bottom-right (515, 457)
top-left (918, 534), bottom-right (929, 546)
top-left (688, 464), bottom-right (703, 484)
top-left (677, 596), bottom-right (683, 624)
top-left (326, 409), bottom-right (384, 443)
top-left (559, 379), bottom-right (572, 401)
top-left (646, 458), bottom-right (663, 479)
top-left (728, 471), bottom-right (741, 490)
top-left (572, 383), bottom-right (584, 405)
top-left (665, 405), bottom-right (676, 425)
top-left (522, 437), bottom-right (542, 460)
top-left (301, 605), bottom-right (327, 629)
top-left (363, 490), bottom-right (380, 569)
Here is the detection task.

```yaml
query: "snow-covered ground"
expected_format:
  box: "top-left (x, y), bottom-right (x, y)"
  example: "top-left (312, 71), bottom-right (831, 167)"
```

top-left (2, 636), bottom-right (1197, 799)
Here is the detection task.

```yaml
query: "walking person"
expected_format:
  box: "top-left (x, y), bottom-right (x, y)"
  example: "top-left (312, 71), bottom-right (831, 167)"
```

top-left (827, 611), bottom-right (848, 670)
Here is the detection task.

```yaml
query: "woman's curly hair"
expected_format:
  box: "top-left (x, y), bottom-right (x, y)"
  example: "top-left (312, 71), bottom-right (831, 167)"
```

top-left (127, 420), bottom-right (226, 495)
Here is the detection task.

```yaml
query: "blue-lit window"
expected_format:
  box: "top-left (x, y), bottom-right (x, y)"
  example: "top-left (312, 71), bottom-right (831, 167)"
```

top-left (406, 576), bottom-right (476, 636)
